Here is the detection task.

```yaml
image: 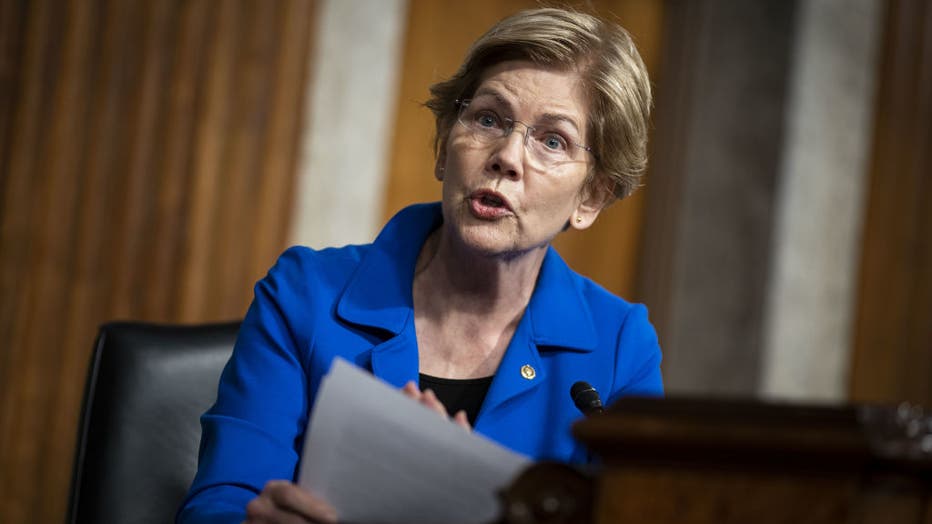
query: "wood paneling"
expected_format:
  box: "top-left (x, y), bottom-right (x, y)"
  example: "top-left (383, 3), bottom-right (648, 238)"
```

top-left (634, 0), bottom-right (799, 395)
top-left (0, 1), bottom-right (317, 522)
top-left (849, 0), bottom-right (932, 406)
top-left (634, 0), bottom-right (702, 350)
top-left (384, 0), bottom-right (665, 300)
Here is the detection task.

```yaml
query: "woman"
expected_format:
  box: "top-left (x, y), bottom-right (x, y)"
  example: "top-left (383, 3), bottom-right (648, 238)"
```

top-left (178, 7), bottom-right (661, 524)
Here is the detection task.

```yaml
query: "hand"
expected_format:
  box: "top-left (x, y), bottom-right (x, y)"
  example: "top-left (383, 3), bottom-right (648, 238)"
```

top-left (244, 480), bottom-right (337, 523)
top-left (401, 381), bottom-right (471, 429)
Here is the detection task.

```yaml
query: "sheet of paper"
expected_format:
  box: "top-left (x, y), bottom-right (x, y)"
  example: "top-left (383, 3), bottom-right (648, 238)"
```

top-left (298, 358), bottom-right (531, 524)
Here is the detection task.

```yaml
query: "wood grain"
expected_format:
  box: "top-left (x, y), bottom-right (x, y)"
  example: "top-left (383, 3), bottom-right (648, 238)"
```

top-left (849, 0), bottom-right (932, 406)
top-left (0, 1), bottom-right (317, 522)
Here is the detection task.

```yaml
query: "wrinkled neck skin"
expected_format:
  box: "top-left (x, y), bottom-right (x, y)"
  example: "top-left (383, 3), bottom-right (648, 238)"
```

top-left (413, 223), bottom-right (546, 328)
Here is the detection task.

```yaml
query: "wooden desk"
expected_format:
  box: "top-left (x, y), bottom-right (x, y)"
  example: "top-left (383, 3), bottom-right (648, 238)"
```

top-left (500, 398), bottom-right (932, 524)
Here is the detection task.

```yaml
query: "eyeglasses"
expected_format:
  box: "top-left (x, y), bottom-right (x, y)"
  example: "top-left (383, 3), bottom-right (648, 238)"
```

top-left (455, 99), bottom-right (595, 169)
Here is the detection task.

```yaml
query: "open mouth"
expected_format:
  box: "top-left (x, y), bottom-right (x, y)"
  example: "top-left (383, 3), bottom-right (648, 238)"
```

top-left (471, 190), bottom-right (512, 211)
top-left (480, 193), bottom-right (505, 208)
top-left (468, 190), bottom-right (513, 220)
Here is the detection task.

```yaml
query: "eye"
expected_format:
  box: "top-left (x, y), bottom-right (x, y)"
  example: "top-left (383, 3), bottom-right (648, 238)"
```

top-left (474, 110), bottom-right (501, 129)
top-left (540, 133), bottom-right (568, 151)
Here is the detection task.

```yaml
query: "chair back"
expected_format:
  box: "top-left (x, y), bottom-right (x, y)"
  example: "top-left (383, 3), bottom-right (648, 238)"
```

top-left (67, 321), bottom-right (239, 524)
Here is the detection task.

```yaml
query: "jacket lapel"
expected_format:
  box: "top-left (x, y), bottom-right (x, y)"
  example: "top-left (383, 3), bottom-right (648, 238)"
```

top-left (368, 329), bottom-right (420, 388)
top-left (475, 247), bottom-right (599, 428)
top-left (475, 315), bottom-right (544, 428)
top-left (525, 247), bottom-right (599, 351)
top-left (334, 203), bottom-right (443, 386)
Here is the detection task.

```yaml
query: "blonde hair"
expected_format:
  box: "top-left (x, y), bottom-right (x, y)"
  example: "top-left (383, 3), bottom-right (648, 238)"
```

top-left (426, 7), bottom-right (652, 200)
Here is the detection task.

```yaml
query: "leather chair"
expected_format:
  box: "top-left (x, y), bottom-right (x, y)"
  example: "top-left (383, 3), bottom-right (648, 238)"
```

top-left (67, 321), bottom-right (240, 524)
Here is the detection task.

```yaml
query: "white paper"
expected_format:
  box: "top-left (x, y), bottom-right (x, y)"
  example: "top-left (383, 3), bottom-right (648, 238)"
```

top-left (298, 358), bottom-right (531, 524)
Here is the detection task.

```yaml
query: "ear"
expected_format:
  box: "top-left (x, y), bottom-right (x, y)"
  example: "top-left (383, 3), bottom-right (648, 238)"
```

top-left (434, 151), bottom-right (446, 181)
top-left (569, 180), bottom-right (612, 231)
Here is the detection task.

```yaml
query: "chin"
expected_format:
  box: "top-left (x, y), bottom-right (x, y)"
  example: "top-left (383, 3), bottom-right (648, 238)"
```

top-left (456, 223), bottom-right (553, 262)
top-left (456, 222), bottom-right (515, 256)
top-left (444, 202), bottom-right (550, 259)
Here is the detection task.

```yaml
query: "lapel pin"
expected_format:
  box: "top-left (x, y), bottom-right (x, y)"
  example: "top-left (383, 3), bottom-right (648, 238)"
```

top-left (520, 364), bottom-right (536, 380)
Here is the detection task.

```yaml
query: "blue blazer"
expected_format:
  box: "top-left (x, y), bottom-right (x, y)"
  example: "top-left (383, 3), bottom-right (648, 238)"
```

top-left (177, 202), bottom-right (663, 523)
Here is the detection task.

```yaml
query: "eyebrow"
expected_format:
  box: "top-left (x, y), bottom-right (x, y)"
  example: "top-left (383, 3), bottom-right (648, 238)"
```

top-left (471, 87), bottom-right (583, 135)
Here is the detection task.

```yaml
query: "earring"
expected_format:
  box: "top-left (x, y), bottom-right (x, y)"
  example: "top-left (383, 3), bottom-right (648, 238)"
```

top-left (575, 216), bottom-right (583, 224)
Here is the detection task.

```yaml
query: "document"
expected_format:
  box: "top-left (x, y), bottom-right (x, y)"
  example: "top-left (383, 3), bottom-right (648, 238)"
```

top-left (298, 358), bottom-right (531, 524)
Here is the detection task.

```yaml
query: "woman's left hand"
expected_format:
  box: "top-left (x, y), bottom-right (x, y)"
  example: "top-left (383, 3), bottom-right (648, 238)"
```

top-left (244, 480), bottom-right (337, 523)
top-left (401, 381), bottom-right (471, 429)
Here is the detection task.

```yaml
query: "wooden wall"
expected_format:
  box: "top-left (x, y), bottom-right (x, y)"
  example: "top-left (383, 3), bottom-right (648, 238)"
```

top-left (849, 0), bottom-right (932, 406)
top-left (0, 1), bottom-right (317, 522)
top-left (384, 0), bottom-right (666, 300)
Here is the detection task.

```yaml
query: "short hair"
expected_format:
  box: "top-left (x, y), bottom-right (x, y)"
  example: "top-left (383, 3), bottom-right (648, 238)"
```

top-left (426, 7), bottom-right (652, 201)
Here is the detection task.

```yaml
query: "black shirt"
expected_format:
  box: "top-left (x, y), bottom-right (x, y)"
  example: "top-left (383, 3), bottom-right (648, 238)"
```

top-left (418, 374), bottom-right (494, 426)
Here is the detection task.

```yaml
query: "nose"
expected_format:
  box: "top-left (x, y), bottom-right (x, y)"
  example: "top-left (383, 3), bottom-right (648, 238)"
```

top-left (487, 121), bottom-right (530, 179)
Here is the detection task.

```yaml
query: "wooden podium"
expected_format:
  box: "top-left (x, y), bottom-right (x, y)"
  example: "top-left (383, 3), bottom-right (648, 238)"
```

top-left (499, 398), bottom-right (932, 524)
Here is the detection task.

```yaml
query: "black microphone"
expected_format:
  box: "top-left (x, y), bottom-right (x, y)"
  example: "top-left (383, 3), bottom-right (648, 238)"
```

top-left (570, 381), bottom-right (604, 416)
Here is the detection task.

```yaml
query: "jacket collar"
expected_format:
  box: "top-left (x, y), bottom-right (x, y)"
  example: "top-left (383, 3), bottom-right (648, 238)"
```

top-left (526, 248), bottom-right (598, 352)
top-left (336, 203), bottom-right (598, 352)
top-left (336, 203), bottom-right (441, 334)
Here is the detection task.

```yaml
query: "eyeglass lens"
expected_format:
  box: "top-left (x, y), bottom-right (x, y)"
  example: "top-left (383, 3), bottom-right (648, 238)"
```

top-left (457, 100), bottom-right (590, 167)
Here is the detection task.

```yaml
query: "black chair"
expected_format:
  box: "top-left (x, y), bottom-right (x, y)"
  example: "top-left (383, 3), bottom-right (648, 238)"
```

top-left (67, 321), bottom-right (240, 524)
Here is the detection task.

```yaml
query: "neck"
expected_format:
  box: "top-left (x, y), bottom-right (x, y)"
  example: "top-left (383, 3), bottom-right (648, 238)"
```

top-left (414, 226), bottom-right (546, 321)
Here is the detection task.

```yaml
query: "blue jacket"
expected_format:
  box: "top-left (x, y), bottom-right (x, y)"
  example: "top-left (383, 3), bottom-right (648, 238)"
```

top-left (177, 202), bottom-right (663, 523)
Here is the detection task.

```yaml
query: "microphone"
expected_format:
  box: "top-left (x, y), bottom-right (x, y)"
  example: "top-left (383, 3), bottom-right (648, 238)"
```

top-left (570, 381), bottom-right (604, 416)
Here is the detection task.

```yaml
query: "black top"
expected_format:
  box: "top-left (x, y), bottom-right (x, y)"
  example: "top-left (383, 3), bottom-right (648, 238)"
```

top-left (418, 374), bottom-right (494, 427)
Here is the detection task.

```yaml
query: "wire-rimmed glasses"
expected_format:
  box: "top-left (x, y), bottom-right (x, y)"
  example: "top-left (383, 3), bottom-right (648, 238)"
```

top-left (455, 98), bottom-right (595, 170)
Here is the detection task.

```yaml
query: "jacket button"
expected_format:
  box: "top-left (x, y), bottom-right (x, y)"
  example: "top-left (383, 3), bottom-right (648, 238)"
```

top-left (520, 364), bottom-right (536, 380)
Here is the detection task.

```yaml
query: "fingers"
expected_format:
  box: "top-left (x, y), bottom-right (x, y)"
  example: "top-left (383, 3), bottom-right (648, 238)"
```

top-left (245, 480), bottom-right (337, 524)
top-left (267, 481), bottom-right (337, 522)
top-left (401, 381), bottom-right (420, 399)
top-left (402, 381), bottom-right (446, 416)
top-left (399, 383), bottom-right (472, 430)
top-left (247, 493), bottom-right (306, 524)
top-left (419, 388), bottom-right (449, 417)
top-left (453, 410), bottom-right (471, 430)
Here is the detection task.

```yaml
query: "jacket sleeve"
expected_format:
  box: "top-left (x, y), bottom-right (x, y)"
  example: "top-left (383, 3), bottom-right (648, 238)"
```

top-left (607, 303), bottom-right (664, 406)
top-left (176, 248), bottom-right (314, 524)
